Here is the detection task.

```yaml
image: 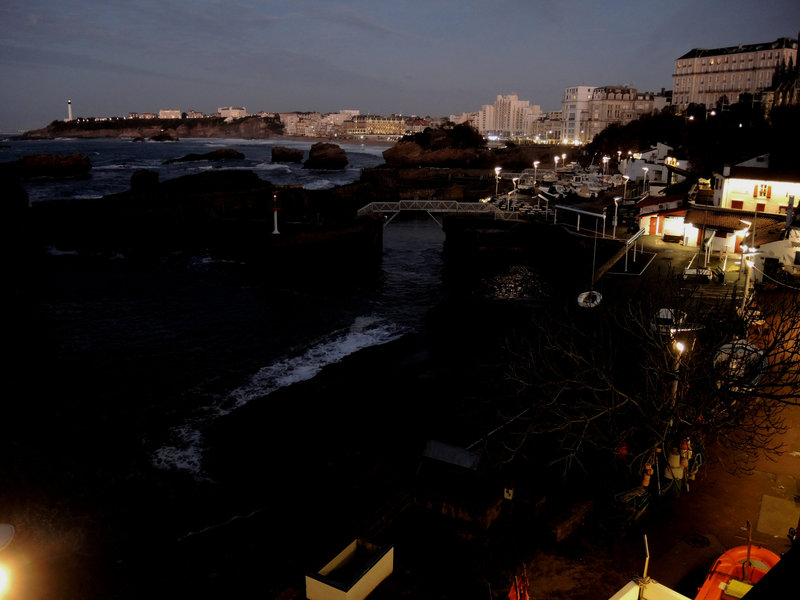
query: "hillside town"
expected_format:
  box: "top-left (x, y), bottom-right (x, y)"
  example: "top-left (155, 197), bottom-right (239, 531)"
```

top-left (58, 35), bottom-right (799, 147)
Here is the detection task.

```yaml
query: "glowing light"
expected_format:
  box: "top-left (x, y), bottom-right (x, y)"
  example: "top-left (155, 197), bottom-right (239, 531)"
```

top-left (0, 566), bottom-right (9, 595)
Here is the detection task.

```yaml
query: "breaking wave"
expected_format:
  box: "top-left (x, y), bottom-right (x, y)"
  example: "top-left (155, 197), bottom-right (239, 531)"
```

top-left (152, 314), bottom-right (406, 477)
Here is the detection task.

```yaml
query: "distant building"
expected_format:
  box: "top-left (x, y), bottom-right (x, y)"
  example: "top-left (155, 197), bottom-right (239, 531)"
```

top-left (672, 36), bottom-right (798, 111)
top-left (218, 106), bottom-right (247, 118)
top-left (562, 86), bottom-right (595, 145)
top-left (348, 115), bottom-right (406, 138)
top-left (186, 110), bottom-right (205, 119)
top-left (529, 112), bottom-right (563, 144)
top-left (475, 94), bottom-right (540, 138)
top-left (128, 112), bottom-right (139, 119)
top-left (561, 85), bottom-right (665, 145)
top-left (140, 113), bottom-right (157, 120)
top-left (586, 86), bottom-right (666, 141)
top-left (159, 109), bottom-right (182, 119)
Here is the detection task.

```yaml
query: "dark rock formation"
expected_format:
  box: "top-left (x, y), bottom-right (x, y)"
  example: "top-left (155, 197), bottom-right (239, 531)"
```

top-left (163, 148), bottom-right (245, 164)
top-left (383, 141), bottom-right (556, 170)
top-left (304, 142), bottom-right (348, 170)
top-left (130, 169), bottom-right (159, 192)
top-left (151, 131), bottom-right (179, 142)
top-left (0, 153), bottom-right (92, 179)
top-left (17, 116), bottom-right (284, 140)
top-left (26, 168), bottom-right (383, 270)
top-left (383, 142), bottom-right (487, 168)
top-left (271, 146), bottom-right (304, 163)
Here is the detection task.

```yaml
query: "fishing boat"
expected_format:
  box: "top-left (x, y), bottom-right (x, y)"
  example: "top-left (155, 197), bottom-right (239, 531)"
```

top-left (694, 532), bottom-right (780, 599)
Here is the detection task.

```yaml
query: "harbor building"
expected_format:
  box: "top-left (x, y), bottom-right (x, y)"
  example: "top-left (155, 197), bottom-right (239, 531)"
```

top-left (672, 35), bottom-right (798, 112)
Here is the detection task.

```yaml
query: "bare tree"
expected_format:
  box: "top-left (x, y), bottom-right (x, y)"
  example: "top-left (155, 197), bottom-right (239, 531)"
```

top-left (488, 279), bottom-right (797, 485)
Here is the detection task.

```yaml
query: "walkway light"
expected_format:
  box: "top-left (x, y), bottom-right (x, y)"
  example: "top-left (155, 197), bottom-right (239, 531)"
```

top-left (642, 167), bottom-right (649, 194)
top-left (533, 161), bottom-right (539, 184)
top-left (613, 196), bottom-right (621, 238)
top-left (494, 166), bottom-right (502, 200)
top-left (623, 175), bottom-right (629, 199)
top-left (554, 155), bottom-right (559, 171)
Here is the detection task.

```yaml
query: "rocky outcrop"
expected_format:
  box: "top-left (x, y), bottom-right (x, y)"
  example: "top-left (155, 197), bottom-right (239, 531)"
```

top-left (382, 141), bottom-right (556, 171)
top-left (383, 142), bottom-right (489, 168)
top-left (16, 116), bottom-right (284, 141)
top-left (271, 146), bottom-right (304, 163)
top-left (0, 153), bottom-right (92, 179)
top-left (151, 131), bottom-right (179, 142)
top-left (303, 143), bottom-right (348, 170)
top-left (163, 148), bottom-right (245, 164)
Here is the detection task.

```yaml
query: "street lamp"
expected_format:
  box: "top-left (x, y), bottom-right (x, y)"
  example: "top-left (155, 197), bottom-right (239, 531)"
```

top-left (511, 177), bottom-right (519, 210)
top-left (623, 175), bottom-right (629, 199)
top-left (494, 166), bottom-right (502, 200)
top-left (642, 167), bottom-right (649, 195)
top-left (554, 155), bottom-right (560, 172)
top-left (602, 155), bottom-right (609, 175)
top-left (562, 153), bottom-right (567, 168)
top-left (533, 160), bottom-right (539, 185)
top-left (613, 196), bottom-right (621, 238)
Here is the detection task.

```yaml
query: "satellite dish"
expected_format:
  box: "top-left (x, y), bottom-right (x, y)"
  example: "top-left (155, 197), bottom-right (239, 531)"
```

top-left (577, 290), bottom-right (602, 308)
top-left (0, 525), bottom-right (14, 552)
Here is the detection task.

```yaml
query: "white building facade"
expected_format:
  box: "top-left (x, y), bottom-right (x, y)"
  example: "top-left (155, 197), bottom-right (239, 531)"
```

top-left (561, 86), bottom-right (595, 145)
top-left (672, 36), bottom-right (798, 111)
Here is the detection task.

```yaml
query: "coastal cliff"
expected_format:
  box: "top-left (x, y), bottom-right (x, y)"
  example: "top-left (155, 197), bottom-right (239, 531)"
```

top-left (16, 115), bottom-right (285, 140)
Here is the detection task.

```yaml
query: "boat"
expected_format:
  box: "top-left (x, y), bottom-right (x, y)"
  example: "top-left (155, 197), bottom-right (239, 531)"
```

top-left (694, 542), bottom-right (780, 599)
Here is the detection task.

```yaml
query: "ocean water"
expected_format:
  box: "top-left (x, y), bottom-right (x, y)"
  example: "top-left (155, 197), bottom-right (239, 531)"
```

top-left (0, 136), bottom-right (388, 203)
top-left (4, 137), bottom-right (448, 598)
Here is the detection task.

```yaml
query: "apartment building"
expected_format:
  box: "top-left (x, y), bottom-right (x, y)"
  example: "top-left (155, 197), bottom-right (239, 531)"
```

top-left (475, 94), bottom-right (541, 138)
top-left (672, 36), bottom-right (798, 111)
top-left (158, 109), bottom-right (182, 119)
top-left (585, 86), bottom-right (666, 140)
top-left (561, 86), bottom-right (595, 144)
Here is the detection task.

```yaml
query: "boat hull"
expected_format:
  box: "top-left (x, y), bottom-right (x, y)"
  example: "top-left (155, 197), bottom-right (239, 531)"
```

top-left (694, 545), bottom-right (781, 600)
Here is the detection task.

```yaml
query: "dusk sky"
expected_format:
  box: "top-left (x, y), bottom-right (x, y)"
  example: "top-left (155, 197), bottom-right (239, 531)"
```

top-left (2, 0), bottom-right (799, 132)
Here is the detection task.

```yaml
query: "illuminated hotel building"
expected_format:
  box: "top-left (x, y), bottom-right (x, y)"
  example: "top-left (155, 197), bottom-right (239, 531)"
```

top-left (672, 36), bottom-right (798, 111)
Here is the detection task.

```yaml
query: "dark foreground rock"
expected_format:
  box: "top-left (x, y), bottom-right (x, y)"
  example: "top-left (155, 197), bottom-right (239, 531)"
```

top-left (0, 152), bottom-right (92, 179)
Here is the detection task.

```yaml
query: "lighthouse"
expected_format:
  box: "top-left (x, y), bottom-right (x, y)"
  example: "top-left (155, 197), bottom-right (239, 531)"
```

top-left (67, 99), bottom-right (73, 121)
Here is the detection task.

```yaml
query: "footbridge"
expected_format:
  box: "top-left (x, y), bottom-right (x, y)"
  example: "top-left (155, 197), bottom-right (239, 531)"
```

top-left (357, 199), bottom-right (523, 227)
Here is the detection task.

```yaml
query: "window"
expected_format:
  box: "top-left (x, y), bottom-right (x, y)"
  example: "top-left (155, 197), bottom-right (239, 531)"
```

top-left (753, 184), bottom-right (772, 199)
top-left (732, 199), bottom-right (744, 209)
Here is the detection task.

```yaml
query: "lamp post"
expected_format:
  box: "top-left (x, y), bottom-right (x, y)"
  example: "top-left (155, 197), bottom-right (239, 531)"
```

top-left (623, 175), bottom-right (629, 199)
top-left (533, 160), bottom-right (539, 185)
top-left (613, 196), bottom-right (621, 238)
top-left (554, 155), bottom-right (559, 172)
top-left (642, 167), bottom-right (649, 195)
top-left (494, 166), bottom-right (501, 200)
top-left (511, 177), bottom-right (519, 210)
top-left (602, 155), bottom-right (609, 175)
top-left (741, 244), bottom-right (752, 312)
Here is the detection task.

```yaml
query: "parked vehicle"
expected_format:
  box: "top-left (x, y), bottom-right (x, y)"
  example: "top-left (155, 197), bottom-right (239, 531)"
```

top-left (683, 266), bottom-right (714, 282)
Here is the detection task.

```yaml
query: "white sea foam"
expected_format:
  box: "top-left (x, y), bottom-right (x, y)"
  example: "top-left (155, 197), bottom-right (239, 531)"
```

top-left (152, 314), bottom-right (406, 477)
top-left (302, 178), bottom-right (334, 190)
